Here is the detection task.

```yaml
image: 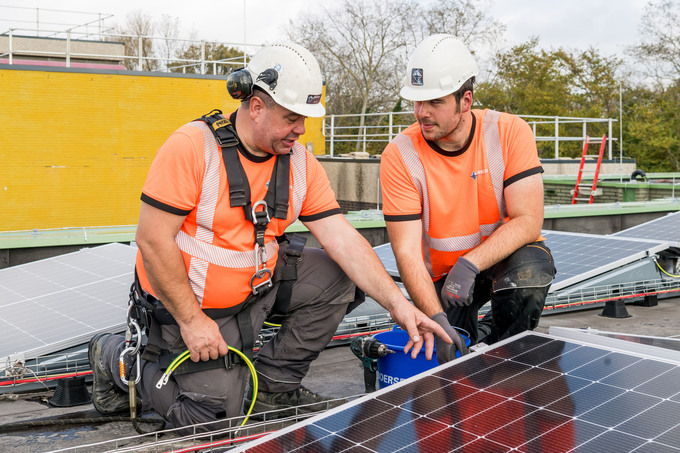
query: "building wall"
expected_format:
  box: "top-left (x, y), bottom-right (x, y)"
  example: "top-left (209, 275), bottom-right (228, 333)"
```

top-left (0, 65), bottom-right (325, 231)
top-left (319, 157), bottom-right (381, 212)
top-left (543, 181), bottom-right (679, 205)
top-left (0, 35), bottom-right (126, 62)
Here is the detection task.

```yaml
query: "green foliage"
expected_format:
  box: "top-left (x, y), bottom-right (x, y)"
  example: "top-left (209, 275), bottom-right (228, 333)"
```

top-left (476, 39), bottom-right (623, 159)
top-left (624, 82), bottom-right (680, 172)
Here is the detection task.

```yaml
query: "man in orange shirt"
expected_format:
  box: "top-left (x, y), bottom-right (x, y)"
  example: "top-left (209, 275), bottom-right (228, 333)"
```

top-left (381, 35), bottom-right (556, 364)
top-left (88, 43), bottom-right (450, 433)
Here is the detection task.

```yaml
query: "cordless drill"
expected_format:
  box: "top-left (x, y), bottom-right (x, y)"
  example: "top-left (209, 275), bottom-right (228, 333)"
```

top-left (350, 335), bottom-right (394, 393)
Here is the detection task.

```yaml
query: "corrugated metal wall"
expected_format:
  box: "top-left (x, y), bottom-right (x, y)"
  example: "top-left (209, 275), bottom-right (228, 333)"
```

top-left (0, 66), bottom-right (326, 231)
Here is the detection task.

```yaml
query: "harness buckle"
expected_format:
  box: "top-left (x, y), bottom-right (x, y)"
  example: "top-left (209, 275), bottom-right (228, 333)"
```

top-left (250, 268), bottom-right (273, 295)
top-left (251, 200), bottom-right (271, 225)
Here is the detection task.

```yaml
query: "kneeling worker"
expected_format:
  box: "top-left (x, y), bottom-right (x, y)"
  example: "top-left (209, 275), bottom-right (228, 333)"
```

top-left (88, 42), bottom-right (452, 432)
top-left (380, 35), bottom-right (556, 361)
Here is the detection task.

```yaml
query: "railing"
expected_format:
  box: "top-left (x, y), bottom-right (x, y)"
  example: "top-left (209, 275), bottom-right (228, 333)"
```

top-left (0, 5), bottom-right (113, 40)
top-left (325, 111), bottom-right (618, 159)
top-left (524, 115), bottom-right (616, 160)
top-left (325, 111), bottom-right (416, 157)
top-left (0, 26), bottom-right (256, 74)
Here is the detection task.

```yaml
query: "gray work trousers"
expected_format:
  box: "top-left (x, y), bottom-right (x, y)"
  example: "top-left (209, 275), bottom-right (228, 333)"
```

top-left (435, 241), bottom-right (556, 346)
top-left (101, 243), bottom-right (356, 432)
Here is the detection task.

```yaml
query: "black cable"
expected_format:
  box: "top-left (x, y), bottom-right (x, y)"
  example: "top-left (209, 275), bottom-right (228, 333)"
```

top-left (0, 413), bottom-right (165, 433)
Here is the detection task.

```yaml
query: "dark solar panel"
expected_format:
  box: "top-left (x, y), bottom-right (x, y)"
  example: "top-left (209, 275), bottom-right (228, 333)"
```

top-left (237, 332), bottom-right (680, 452)
top-left (613, 211), bottom-right (680, 245)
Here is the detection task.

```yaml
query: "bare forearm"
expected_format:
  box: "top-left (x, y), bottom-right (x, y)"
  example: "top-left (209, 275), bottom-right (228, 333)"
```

top-left (465, 215), bottom-right (541, 271)
top-left (394, 251), bottom-right (443, 317)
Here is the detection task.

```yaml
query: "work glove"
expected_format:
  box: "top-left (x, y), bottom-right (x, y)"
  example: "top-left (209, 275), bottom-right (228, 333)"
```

top-left (430, 312), bottom-right (469, 364)
top-left (441, 257), bottom-right (479, 307)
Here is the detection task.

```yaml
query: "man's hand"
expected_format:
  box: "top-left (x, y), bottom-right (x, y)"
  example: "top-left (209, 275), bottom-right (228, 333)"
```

top-left (430, 312), bottom-right (469, 363)
top-left (178, 314), bottom-right (229, 362)
top-left (441, 257), bottom-right (479, 307)
top-left (389, 301), bottom-right (453, 361)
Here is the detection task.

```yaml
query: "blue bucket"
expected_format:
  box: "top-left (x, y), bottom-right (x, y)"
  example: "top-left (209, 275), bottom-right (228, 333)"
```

top-left (374, 327), bottom-right (470, 389)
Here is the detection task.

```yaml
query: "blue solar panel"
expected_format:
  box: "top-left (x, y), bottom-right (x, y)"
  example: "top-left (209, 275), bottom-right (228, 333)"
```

top-left (613, 211), bottom-right (680, 246)
top-left (0, 243), bottom-right (135, 361)
top-left (374, 231), bottom-right (668, 292)
top-left (237, 332), bottom-right (680, 452)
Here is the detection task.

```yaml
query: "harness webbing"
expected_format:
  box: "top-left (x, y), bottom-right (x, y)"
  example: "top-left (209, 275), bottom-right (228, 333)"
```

top-left (200, 109), bottom-right (290, 223)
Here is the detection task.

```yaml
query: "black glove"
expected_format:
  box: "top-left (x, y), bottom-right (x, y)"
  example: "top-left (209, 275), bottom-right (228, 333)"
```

top-left (441, 257), bottom-right (479, 307)
top-left (430, 312), bottom-right (469, 364)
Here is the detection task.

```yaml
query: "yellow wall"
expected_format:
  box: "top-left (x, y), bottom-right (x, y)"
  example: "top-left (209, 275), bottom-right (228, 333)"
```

top-left (0, 67), bottom-right (325, 231)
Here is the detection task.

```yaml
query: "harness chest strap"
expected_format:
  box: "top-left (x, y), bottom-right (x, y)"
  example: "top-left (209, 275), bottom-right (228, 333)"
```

top-left (200, 109), bottom-right (292, 295)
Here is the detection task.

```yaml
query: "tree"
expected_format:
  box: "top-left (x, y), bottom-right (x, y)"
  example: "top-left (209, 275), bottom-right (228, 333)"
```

top-left (477, 39), bottom-right (624, 159)
top-left (170, 43), bottom-right (244, 75)
top-left (631, 0), bottom-right (680, 85)
top-left (112, 10), bottom-right (159, 72)
top-left (288, 0), bottom-right (413, 152)
top-left (478, 38), bottom-right (571, 116)
top-left (156, 14), bottom-right (182, 69)
top-left (288, 0), bottom-right (504, 153)
top-left (624, 82), bottom-right (680, 172)
top-left (416, 0), bottom-right (504, 49)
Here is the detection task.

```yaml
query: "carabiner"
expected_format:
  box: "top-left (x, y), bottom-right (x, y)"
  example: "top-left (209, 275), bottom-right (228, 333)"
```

top-left (123, 320), bottom-right (142, 355)
top-left (119, 346), bottom-right (141, 386)
top-left (254, 242), bottom-right (269, 272)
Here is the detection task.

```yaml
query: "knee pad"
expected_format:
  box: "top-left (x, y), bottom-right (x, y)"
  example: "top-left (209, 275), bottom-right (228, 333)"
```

top-left (491, 242), bottom-right (556, 293)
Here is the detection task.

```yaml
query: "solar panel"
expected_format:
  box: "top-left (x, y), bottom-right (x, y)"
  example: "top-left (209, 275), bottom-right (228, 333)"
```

top-left (541, 230), bottom-right (668, 291)
top-left (374, 231), bottom-right (669, 292)
top-left (613, 211), bottom-right (680, 246)
top-left (237, 331), bottom-right (680, 452)
top-left (374, 243), bottom-right (400, 279)
top-left (0, 243), bottom-right (135, 363)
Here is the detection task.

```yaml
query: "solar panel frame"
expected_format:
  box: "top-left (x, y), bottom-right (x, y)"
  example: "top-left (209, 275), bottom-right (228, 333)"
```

top-left (235, 331), bottom-right (680, 453)
top-left (0, 243), bottom-right (135, 363)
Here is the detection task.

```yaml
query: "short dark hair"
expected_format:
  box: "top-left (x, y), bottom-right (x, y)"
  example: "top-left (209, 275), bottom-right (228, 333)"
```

top-left (242, 86), bottom-right (276, 109)
top-left (453, 76), bottom-right (475, 103)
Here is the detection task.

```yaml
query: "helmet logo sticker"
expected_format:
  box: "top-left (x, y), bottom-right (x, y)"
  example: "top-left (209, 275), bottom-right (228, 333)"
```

top-left (306, 94), bottom-right (321, 104)
top-left (411, 68), bottom-right (423, 86)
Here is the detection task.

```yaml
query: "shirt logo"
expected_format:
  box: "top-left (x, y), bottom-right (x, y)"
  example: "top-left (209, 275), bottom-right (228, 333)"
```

top-left (411, 68), bottom-right (423, 86)
top-left (471, 169), bottom-right (489, 180)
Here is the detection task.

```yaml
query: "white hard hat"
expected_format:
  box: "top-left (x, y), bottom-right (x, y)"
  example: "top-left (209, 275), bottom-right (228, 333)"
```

top-left (400, 34), bottom-right (478, 102)
top-left (247, 43), bottom-right (325, 118)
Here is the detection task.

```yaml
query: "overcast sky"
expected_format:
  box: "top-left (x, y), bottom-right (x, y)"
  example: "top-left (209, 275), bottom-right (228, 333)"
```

top-left (0, 0), bottom-right (649, 57)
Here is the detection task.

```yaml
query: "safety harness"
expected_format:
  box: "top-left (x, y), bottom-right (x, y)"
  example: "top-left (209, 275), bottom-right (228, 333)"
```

top-left (122, 109), bottom-right (307, 385)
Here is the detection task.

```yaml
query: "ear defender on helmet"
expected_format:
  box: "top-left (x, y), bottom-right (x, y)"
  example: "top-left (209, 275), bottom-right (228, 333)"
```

top-left (256, 68), bottom-right (278, 91)
top-left (227, 67), bottom-right (279, 100)
top-left (226, 68), bottom-right (253, 100)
